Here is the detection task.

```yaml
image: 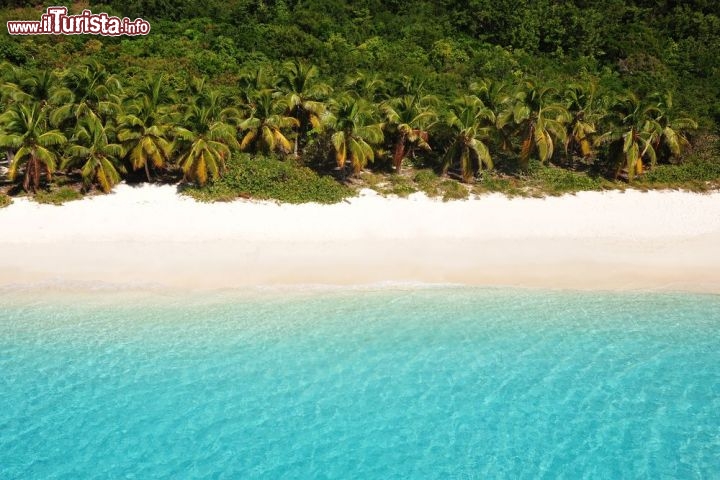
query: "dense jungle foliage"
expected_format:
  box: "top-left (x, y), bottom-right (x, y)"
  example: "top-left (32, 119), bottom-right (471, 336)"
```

top-left (1, 0), bottom-right (719, 202)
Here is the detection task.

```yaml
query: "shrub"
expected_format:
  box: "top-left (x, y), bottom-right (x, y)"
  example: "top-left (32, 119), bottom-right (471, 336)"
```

top-left (439, 179), bottom-right (469, 201)
top-left (183, 154), bottom-right (354, 204)
top-left (526, 162), bottom-right (608, 195)
top-left (385, 175), bottom-right (416, 197)
top-left (0, 193), bottom-right (12, 208)
top-left (33, 187), bottom-right (83, 205)
top-left (413, 169), bottom-right (440, 196)
top-left (642, 158), bottom-right (720, 184)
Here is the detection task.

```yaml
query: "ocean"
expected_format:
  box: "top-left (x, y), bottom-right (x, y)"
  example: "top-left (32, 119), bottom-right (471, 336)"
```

top-left (1, 286), bottom-right (718, 478)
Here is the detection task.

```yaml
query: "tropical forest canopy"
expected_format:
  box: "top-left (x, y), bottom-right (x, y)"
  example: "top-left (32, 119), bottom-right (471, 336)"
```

top-left (0, 0), bottom-right (719, 200)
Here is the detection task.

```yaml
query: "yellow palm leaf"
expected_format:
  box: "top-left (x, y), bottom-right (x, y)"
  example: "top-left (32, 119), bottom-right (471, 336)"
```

top-left (580, 139), bottom-right (592, 156)
top-left (197, 152), bottom-right (207, 186)
top-left (274, 131), bottom-right (292, 153)
top-left (240, 130), bottom-right (256, 151)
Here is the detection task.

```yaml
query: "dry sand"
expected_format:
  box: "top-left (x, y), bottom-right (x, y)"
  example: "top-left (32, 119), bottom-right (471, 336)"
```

top-left (1, 184), bottom-right (719, 293)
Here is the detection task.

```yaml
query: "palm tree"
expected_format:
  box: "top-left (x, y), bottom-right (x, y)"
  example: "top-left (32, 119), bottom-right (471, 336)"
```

top-left (1, 67), bottom-right (62, 106)
top-left (0, 68), bottom-right (68, 143)
top-left (499, 80), bottom-right (568, 169)
top-left (381, 94), bottom-right (436, 173)
top-left (51, 60), bottom-right (123, 129)
top-left (182, 76), bottom-right (209, 106)
top-left (130, 73), bottom-right (176, 108)
top-left (0, 102), bottom-right (66, 192)
top-left (237, 66), bottom-right (277, 105)
top-left (183, 79), bottom-right (241, 125)
top-left (63, 118), bottom-right (125, 192)
top-left (596, 93), bottom-right (661, 180)
top-left (278, 60), bottom-right (331, 155)
top-left (442, 95), bottom-right (494, 182)
top-left (652, 92), bottom-right (698, 162)
top-left (174, 91), bottom-right (240, 185)
top-left (326, 96), bottom-right (384, 175)
top-left (470, 78), bottom-right (513, 152)
top-left (238, 89), bottom-right (297, 155)
top-left (563, 82), bottom-right (609, 160)
top-left (344, 72), bottom-right (388, 102)
top-left (392, 75), bottom-right (428, 98)
top-left (117, 75), bottom-right (175, 181)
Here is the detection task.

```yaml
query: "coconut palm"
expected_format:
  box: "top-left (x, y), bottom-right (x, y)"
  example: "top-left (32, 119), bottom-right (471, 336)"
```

top-left (326, 96), bottom-right (384, 175)
top-left (51, 60), bottom-right (123, 129)
top-left (500, 80), bottom-right (569, 169)
top-left (345, 72), bottom-right (388, 102)
top-left (0, 102), bottom-right (66, 192)
top-left (596, 93), bottom-right (661, 180)
top-left (381, 94), bottom-right (436, 173)
top-left (174, 91), bottom-right (240, 185)
top-left (237, 67), bottom-right (277, 105)
top-left (442, 95), bottom-right (494, 182)
top-left (130, 72), bottom-right (177, 108)
top-left (0, 67), bottom-right (66, 109)
top-left (183, 80), bottom-right (241, 124)
top-left (651, 92), bottom-right (698, 161)
top-left (181, 77), bottom-right (240, 121)
top-left (182, 76), bottom-right (210, 106)
top-left (238, 89), bottom-right (297, 155)
top-left (392, 75), bottom-right (428, 98)
top-left (117, 75), bottom-right (175, 181)
top-left (63, 118), bottom-right (125, 192)
top-left (563, 82), bottom-right (609, 160)
top-left (470, 78), bottom-right (514, 152)
top-left (278, 60), bottom-right (331, 155)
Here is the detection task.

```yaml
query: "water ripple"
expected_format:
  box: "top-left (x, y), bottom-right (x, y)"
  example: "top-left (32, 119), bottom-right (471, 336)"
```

top-left (1, 288), bottom-right (719, 478)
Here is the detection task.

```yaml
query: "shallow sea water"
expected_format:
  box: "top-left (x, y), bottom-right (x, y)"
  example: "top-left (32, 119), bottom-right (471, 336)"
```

top-left (1, 287), bottom-right (719, 479)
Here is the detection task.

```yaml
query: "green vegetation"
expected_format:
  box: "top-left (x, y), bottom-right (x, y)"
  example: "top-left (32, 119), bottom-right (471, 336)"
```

top-left (0, 1), bottom-right (719, 204)
top-left (360, 172), bottom-right (413, 198)
top-left (361, 170), bottom-right (471, 201)
top-left (183, 154), bottom-right (353, 204)
top-left (33, 186), bottom-right (83, 205)
top-left (522, 162), bottom-right (612, 196)
top-left (0, 193), bottom-right (11, 207)
top-left (638, 158), bottom-right (720, 191)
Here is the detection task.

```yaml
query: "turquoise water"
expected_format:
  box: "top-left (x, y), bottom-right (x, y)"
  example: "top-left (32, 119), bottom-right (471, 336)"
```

top-left (1, 287), bottom-right (719, 478)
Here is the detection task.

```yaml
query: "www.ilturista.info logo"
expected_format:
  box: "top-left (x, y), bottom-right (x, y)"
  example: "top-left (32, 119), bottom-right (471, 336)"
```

top-left (7, 7), bottom-right (150, 36)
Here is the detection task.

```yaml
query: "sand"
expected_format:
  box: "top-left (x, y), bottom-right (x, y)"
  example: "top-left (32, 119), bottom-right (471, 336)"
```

top-left (0, 183), bottom-right (719, 293)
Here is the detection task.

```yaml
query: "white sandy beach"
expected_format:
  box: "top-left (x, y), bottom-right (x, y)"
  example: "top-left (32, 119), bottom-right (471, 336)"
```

top-left (0, 184), bottom-right (719, 292)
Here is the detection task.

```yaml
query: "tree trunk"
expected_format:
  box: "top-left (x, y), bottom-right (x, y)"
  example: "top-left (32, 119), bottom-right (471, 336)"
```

top-left (34, 155), bottom-right (41, 191)
top-left (296, 111), bottom-right (308, 157)
top-left (393, 133), bottom-right (407, 173)
top-left (520, 124), bottom-right (534, 170)
top-left (144, 160), bottom-right (152, 182)
top-left (23, 164), bottom-right (31, 192)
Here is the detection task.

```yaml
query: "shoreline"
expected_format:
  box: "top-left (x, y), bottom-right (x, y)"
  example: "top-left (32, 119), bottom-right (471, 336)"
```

top-left (1, 184), bottom-right (719, 294)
